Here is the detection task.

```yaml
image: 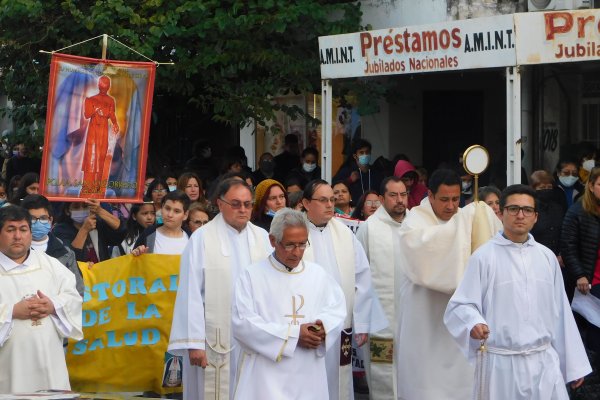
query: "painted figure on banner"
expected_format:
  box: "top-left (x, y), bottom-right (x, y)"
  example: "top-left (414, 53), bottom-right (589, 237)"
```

top-left (82, 75), bottom-right (120, 197)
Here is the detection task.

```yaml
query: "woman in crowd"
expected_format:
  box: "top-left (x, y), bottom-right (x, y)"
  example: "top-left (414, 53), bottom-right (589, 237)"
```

top-left (555, 158), bottom-right (584, 208)
top-left (286, 147), bottom-right (321, 187)
top-left (112, 199), bottom-right (156, 257)
top-left (351, 190), bottom-right (380, 221)
top-left (333, 181), bottom-right (353, 216)
top-left (478, 186), bottom-right (502, 220)
top-left (529, 170), bottom-right (566, 257)
top-left (145, 177), bottom-right (168, 225)
top-left (9, 172), bottom-right (39, 205)
top-left (251, 179), bottom-right (288, 231)
top-left (177, 172), bottom-right (204, 204)
top-left (166, 172), bottom-right (179, 192)
top-left (561, 167), bottom-right (600, 352)
top-left (187, 201), bottom-right (211, 233)
top-left (53, 199), bottom-right (125, 263)
top-left (0, 179), bottom-right (8, 207)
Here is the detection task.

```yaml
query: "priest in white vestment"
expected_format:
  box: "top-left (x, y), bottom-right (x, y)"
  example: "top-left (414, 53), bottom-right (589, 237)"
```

top-left (356, 177), bottom-right (408, 400)
top-left (0, 206), bottom-right (83, 393)
top-left (232, 209), bottom-right (346, 399)
top-left (168, 179), bottom-right (272, 400)
top-left (395, 169), bottom-right (502, 400)
top-left (301, 179), bottom-right (388, 400)
top-left (444, 184), bottom-right (591, 400)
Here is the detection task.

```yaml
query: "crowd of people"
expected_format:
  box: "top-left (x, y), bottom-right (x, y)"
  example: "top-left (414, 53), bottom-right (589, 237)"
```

top-left (1, 134), bottom-right (600, 400)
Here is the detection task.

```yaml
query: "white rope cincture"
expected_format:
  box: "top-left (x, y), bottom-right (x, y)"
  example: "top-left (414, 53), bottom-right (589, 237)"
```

top-left (475, 339), bottom-right (489, 400)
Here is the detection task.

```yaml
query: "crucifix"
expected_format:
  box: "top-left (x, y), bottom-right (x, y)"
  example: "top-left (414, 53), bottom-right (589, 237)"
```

top-left (285, 295), bottom-right (305, 325)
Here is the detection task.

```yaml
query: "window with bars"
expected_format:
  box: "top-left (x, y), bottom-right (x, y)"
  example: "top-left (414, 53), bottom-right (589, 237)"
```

top-left (581, 100), bottom-right (600, 148)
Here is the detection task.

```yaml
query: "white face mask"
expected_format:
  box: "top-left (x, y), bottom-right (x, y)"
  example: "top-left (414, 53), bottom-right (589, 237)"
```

top-left (70, 209), bottom-right (89, 224)
top-left (168, 185), bottom-right (177, 192)
top-left (559, 175), bottom-right (578, 188)
top-left (303, 163), bottom-right (316, 173)
top-left (583, 159), bottom-right (596, 172)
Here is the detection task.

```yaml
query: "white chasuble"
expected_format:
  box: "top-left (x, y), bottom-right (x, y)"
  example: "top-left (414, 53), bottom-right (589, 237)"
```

top-left (232, 257), bottom-right (346, 400)
top-left (304, 218), bottom-right (387, 400)
top-left (395, 199), bottom-right (501, 400)
top-left (444, 233), bottom-right (591, 400)
top-left (168, 214), bottom-right (271, 400)
top-left (0, 249), bottom-right (83, 393)
top-left (356, 206), bottom-right (405, 400)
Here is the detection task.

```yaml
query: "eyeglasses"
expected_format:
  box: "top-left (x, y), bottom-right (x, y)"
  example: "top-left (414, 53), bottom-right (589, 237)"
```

top-left (311, 197), bottom-right (335, 204)
top-left (153, 189), bottom-right (168, 194)
top-left (280, 240), bottom-right (311, 252)
top-left (219, 198), bottom-right (253, 209)
top-left (190, 219), bottom-right (209, 226)
top-left (559, 170), bottom-right (578, 177)
top-left (31, 216), bottom-right (51, 224)
top-left (503, 205), bottom-right (536, 217)
top-left (365, 200), bottom-right (381, 207)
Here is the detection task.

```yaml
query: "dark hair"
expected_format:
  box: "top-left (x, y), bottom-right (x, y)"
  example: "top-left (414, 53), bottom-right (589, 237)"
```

top-left (499, 184), bottom-right (537, 210)
top-left (351, 190), bottom-right (379, 220)
top-left (380, 176), bottom-right (404, 195)
top-left (177, 172), bottom-right (204, 200)
top-left (220, 154), bottom-right (243, 174)
top-left (215, 178), bottom-right (253, 200)
top-left (555, 158), bottom-right (580, 174)
top-left (161, 190), bottom-right (191, 212)
top-left (478, 186), bottom-right (501, 203)
top-left (125, 199), bottom-right (155, 246)
top-left (11, 172), bottom-right (39, 205)
top-left (0, 178), bottom-right (7, 191)
top-left (352, 139), bottom-right (372, 155)
top-left (302, 179), bottom-right (329, 201)
top-left (145, 177), bottom-right (168, 201)
top-left (220, 170), bottom-right (252, 184)
top-left (302, 147), bottom-right (319, 159)
top-left (0, 205), bottom-right (31, 231)
top-left (332, 180), bottom-right (351, 192)
top-left (428, 169), bottom-right (461, 195)
top-left (285, 176), bottom-right (305, 191)
top-left (288, 191), bottom-right (304, 209)
top-left (284, 134), bottom-right (299, 145)
top-left (20, 194), bottom-right (52, 216)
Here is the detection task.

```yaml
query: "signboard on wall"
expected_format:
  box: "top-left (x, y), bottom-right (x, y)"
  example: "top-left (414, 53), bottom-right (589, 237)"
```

top-left (515, 9), bottom-right (600, 65)
top-left (319, 14), bottom-right (516, 79)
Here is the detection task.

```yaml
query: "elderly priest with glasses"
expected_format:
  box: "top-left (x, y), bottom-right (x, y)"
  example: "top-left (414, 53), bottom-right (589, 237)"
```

top-left (168, 178), bottom-right (273, 400)
top-left (232, 208), bottom-right (346, 399)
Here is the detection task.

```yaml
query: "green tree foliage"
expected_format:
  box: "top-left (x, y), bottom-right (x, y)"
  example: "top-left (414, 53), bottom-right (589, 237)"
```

top-left (0, 0), bottom-right (362, 143)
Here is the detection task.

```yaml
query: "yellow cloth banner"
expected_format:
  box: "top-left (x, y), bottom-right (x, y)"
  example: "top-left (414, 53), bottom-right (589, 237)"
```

top-left (66, 254), bottom-right (181, 394)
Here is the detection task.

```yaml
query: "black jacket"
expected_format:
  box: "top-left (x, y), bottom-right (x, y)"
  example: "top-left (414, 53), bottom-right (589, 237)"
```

top-left (560, 201), bottom-right (600, 282)
top-left (54, 218), bottom-right (125, 262)
top-left (44, 232), bottom-right (84, 295)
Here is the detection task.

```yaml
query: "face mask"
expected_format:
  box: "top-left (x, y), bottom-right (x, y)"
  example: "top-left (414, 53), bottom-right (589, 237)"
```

top-left (358, 154), bottom-right (371, 166)
top-left (259, 160), bottom-right (274, 174)
top-left (461, 181), bottom-right (472, 191)
top-left (31, 220), bottom-right (51, 241)
top-left (168, 185), bottom-right (177, 192)
top-left (156, 214), bottom-right (163, 225)
top-left (559, 175), bottom-right (578, 188)
top-left (0, 199), bottom-right (6, 206)
top-left (12, 150), bottom-right (18, 157)
top-left (265, 209), bottom-right (276, 217)
top-left (303, 163), bottom-right (317, 173)
top-left (583, 159), bottom-right (596, 172)
top-left (70, 209), bottom-right (89, 224)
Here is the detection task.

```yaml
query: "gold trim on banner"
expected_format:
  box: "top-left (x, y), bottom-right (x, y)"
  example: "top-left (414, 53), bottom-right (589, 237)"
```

top-left (370, 337), bottom-right (394, 364)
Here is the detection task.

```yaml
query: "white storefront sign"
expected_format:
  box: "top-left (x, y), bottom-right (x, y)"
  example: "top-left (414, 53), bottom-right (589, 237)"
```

top-left (319, 14), bottom-right (516, 79)
top-left (516, 9), bottom-right (600, 65)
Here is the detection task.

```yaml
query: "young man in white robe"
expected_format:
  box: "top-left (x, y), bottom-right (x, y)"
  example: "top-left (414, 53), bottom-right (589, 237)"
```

top-left (356, 176), bottom-right (408, 400)
top-left (301, 179), bottom-right (388, 400)
top-left (168, 179), bottom-right (272, 400)
top-left (232, 208), bottom-right (347, 399)
top-left (395, 169), bottom-right (502, 400)
top-left (0, 205), bottom-right (83, 393)
top-left (444, 184), bottom-right (591, 400)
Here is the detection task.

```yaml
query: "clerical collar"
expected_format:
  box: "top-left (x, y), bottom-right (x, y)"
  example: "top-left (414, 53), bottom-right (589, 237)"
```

top-left (501, 232), bottom-right (529, 245)
top-left (0, 248), bottom-right (34, 271)
top-left (308, 220), bottom-right (328, 231)
top-left (269, 254), bottom-right (305, 274)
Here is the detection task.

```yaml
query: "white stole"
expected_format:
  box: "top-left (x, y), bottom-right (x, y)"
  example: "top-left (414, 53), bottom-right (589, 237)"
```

top-left (202, 214), bottom-right (271, 400)
top-left (303, 217), bottom-right (355, 398)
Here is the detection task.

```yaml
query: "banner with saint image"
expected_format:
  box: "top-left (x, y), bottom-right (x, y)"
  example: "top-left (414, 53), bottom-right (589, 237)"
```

top-left (41, 53), bottom-right (155, 202)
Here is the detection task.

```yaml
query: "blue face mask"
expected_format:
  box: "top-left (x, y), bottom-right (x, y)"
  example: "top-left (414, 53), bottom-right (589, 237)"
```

top-left (265, 209), bottom-right (276, 217)
top-left (0, 199), bottom-right (6, 206)
top-left (156, 214), bottom-right (163, 225)
top-left (358, 154), bottom-right (371, 166)
top-left (31, 220), bottom-right (51, 241)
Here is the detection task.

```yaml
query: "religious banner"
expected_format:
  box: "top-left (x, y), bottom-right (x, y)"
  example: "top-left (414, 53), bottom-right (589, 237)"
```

top-left (66, 254), bottom-right (181, 394)
top-left (41, 53), bottom-right (155, 202)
